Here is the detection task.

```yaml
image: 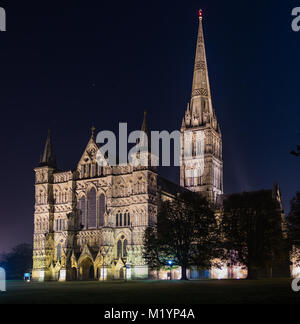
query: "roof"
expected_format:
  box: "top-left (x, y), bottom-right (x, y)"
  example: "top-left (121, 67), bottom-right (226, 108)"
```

top-left (158, 176), bottom-right (189, 197)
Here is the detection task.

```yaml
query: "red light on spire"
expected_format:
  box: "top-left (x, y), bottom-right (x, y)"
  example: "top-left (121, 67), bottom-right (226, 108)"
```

top-left (199, 9), bottom-right (203, 18)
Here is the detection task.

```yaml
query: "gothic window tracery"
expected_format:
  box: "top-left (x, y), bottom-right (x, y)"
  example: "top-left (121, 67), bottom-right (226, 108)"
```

top-left (117, 240), bottom-right (122, 258)
top-left (87, 188), bottom-right (97, 229)
top-left (115, 211), bottom-right (130, 227)
top-left (99, 194), bottom-right (105, 227)
top-left (57, 244), bottom-right (62, 262)
top-left (55, 219), bottom-right (65, 231)
top-left (117, 236), bottom-right (128, 259)
top-left (78, 196), bottom-right (86, 229)
top-left (184, 132), bottom-right (193, 158)
top-left (91, 164), bottom-right (96, 177)
top-left (123, 211), bottom-right (130, 227)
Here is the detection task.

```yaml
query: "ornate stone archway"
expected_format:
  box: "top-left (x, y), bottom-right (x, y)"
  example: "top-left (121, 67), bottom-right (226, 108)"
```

top-left (71, 267), bottom-right (77, 280)
top-left (79, 258), bottom-right (95, 281)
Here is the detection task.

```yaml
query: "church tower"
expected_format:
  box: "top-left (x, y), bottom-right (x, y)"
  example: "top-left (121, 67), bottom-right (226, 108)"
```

top-left (32, 130), bottom-right (57, 281)
top-left (180, 10), bottom-right (223, 202)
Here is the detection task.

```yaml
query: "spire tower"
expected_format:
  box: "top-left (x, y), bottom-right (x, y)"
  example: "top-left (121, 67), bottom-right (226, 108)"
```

top-left (40, 129), bottom-right (57, 168)
top-left (141, 111), bottom-right (149, 135)
top-left (180, 10), bottom-right (223, 202)
top-left (139, 111), bottom-right (151, 150)
top-left (189, 9), bottom-right (214, 123)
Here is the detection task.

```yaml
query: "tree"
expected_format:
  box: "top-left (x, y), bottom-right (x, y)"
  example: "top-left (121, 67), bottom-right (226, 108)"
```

top-left (291, 145), bottom-right (300, 157)
top-left (286, 192), bottom-right (300, 267)
top-left (221, 191), bottom-right (286, 279)
top-left (143, 191), bottom-right (222, 280)
top-left (0, 244), bottom-right (33, 280)
top-left (143, 227), bottom-right (169, 279)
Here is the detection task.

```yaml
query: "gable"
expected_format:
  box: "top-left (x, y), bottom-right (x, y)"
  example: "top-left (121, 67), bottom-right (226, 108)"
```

top-left (77, 138), bottom-right (99, 170)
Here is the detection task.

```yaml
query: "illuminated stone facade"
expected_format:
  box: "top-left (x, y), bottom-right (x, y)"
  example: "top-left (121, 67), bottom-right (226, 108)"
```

top-left (32, 124), bottom-right (189, 281)
top-left (180, 13), bottom-right (223, 202)
top-left (32, 13), bottom-right (225, 281)
top-left (33, 126), bottom-right (158, 281)
top-left (291, 247), bottom-right (300, 278)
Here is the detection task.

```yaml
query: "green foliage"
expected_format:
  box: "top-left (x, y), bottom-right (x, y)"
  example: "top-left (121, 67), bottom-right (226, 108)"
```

top-left (291, 145), bottom-right (300, 157)
top-left (221, 191), bottom-right (285, 279)
top-left (0, 244), bottom-right (33, 280)
top-left (287, 192), bottom-right (300, 244)
top-left (287, 192), bottom-right (300, 266)
top-left (143, 191), bottom-right (222, 280)
top-left (143, 227), bottom-right (169, 273)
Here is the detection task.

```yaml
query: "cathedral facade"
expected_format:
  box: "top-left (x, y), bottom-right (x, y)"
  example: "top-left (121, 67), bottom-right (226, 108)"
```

top-left (32, 12), bottom-right (224, 281)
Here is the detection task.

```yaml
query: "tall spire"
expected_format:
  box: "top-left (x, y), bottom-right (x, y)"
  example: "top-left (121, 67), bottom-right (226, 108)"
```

top-left (40, 129), bottom-right (57, 168)
top-left (139, 111), bottom-right (151, 149)
top-left (180, 10), bottom-right (223, 202)
top-left (141, 111), bottom-right (149, 134)
top-left (189, 9), bottom-right (214, 125)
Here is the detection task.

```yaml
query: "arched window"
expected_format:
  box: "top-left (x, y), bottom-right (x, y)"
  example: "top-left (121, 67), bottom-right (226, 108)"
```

top-left (117, 240), bottom-right (122, 258)
top-left (88, 188), bottom-right (97, 228)
top-left (99, 194), bottom-right (105, 227)
top-left (116, 212), bottom-right (129, 227)
top-left (79, 196), bottom-right (86, 229)
top-left (57, 244), bottom-right (61, 262)
top-left (117, 237), bottom-right (128, 259)
top-left (123, 211), bottom-right (130, 227)
top-left (123, 240), bottom-right (128, 257)
top-left (91, 164), bottom-right (96, 177)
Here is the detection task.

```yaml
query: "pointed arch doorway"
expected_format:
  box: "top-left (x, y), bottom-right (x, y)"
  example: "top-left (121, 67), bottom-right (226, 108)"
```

top-left (80, 258), bottom-right (95, 281)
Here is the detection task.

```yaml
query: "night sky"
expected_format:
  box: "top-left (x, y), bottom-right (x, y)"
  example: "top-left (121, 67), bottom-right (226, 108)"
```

top-left (0, 0), bottom-right (299, 253)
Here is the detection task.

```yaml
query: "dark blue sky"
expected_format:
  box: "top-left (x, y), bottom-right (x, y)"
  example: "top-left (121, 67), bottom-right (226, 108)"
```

top-left (0, 0), bottom-right (299, 253)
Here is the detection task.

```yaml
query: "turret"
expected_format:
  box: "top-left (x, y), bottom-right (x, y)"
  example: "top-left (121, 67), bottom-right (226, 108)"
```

top-left (40, 129), bottom-right (57, 169)
top-left (32, 130), bottom-right (57, 281)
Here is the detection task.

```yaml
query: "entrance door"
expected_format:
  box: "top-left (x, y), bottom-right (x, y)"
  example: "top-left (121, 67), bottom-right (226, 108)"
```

top-left (71, 267), bottom-right (77, 281)
top-left (120, 268), bottom-right (124, 280)
top-left (80, 258), bottom-right (95, 281)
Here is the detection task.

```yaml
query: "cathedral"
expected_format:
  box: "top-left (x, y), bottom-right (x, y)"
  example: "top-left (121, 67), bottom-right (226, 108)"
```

top-left (32, 12), bottom-right (225, 282)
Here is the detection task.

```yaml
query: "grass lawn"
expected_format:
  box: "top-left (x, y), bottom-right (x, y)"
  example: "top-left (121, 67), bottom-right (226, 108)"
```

top-left (0, 279), bottom-right (299, 304)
